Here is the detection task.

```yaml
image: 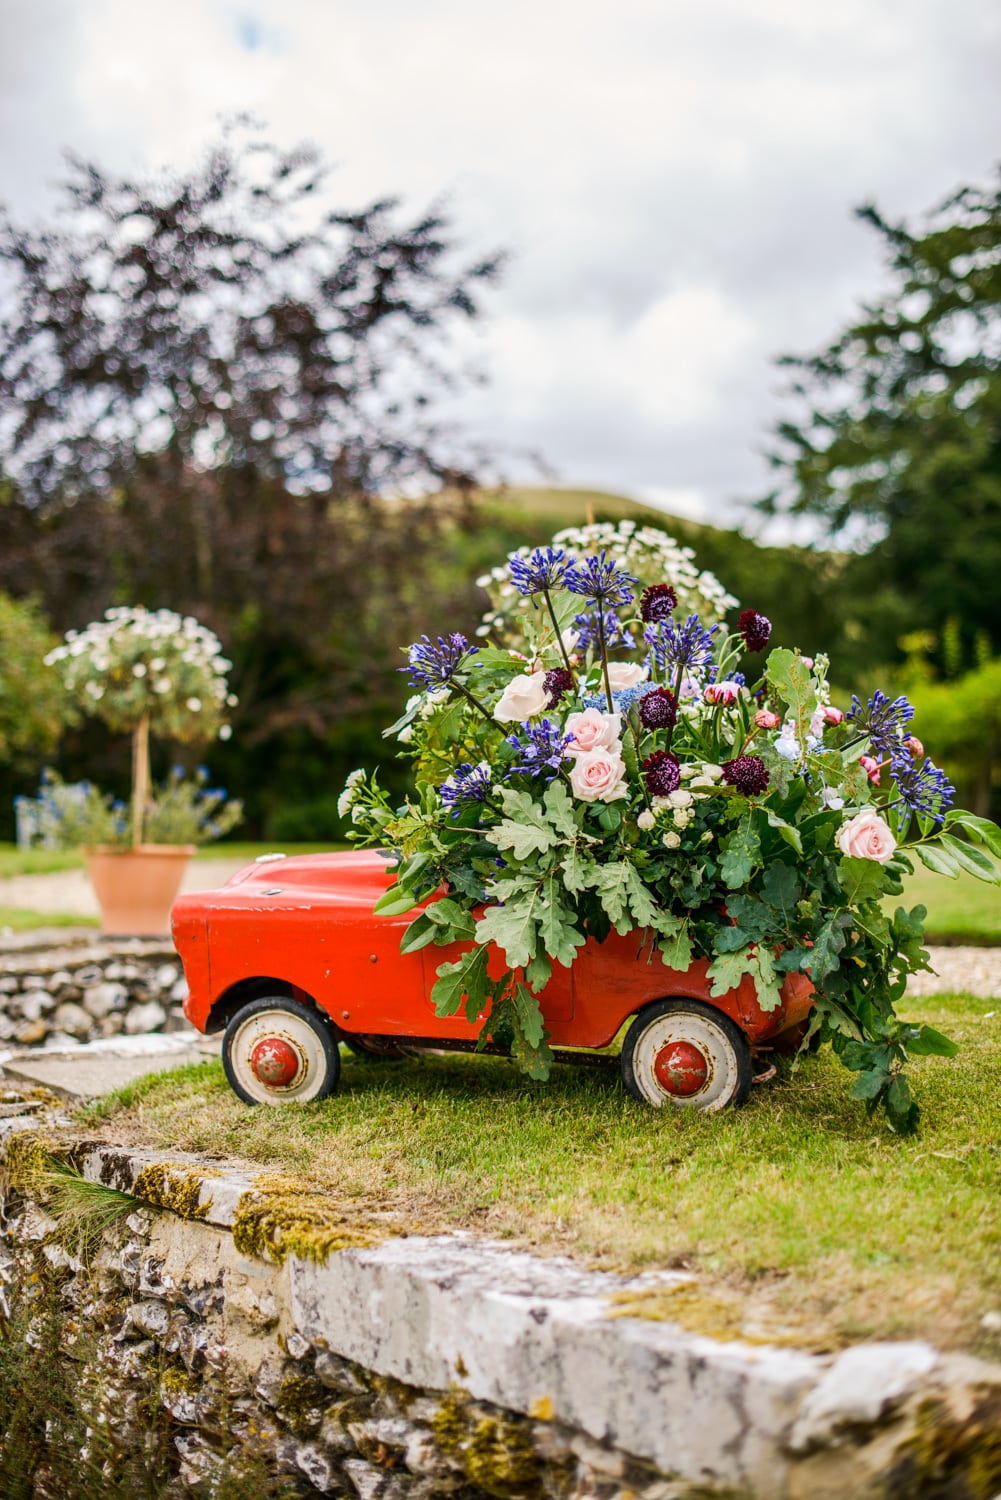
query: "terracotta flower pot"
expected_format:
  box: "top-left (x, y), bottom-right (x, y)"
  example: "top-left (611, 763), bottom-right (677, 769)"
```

top-left (83, 844), bottom-right (197, 936)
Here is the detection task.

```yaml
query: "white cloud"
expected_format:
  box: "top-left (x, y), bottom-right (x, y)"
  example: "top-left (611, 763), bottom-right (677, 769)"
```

top-left (0, 0), bottom-right (998, 532)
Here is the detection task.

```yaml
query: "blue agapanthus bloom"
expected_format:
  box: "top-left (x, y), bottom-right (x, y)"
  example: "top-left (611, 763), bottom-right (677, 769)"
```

top-left (509, 546), bottom-right (573, 596)
top-left (505, 719), bottom-right (574, 780)
top-left (889, 751), bottom-right (955, 823)
top-left (572, 607), bottom-right (636, 653)
top-left (645, 614), bottom-right (720, 677)
top-left (440, 762), bottom-right (494, 818)
top-left (566, 551), bottom-right (637, 608)
top-left (402, 633), bottom-right (478, 690)
top-left (848, 690), bottom-right (915, 755)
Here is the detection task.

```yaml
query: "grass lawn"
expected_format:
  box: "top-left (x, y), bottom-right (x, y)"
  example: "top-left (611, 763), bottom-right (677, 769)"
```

top-left (0, 841), bottom-right (344, 881)
top-left (87, 988), bottom-right (1001, 1358)
top-left (897, 865), bottom-right (1001, 943)
top-left (0, 908), bottom-right (98, 931)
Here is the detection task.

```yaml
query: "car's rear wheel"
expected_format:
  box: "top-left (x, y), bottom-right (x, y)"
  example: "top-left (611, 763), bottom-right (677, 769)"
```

top-left (222, 996), bottom-right (341, 1105)
top-left (620, 998), bottom-right (751, 1111)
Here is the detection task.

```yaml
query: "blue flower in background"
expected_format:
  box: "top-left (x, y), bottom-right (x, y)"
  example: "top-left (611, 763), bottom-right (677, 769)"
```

top-left (504, 719), bottom-right (574, 780)
top-left (583, 685), bottom-right (644, 716)
top-left (509, 546), bottom-right (573, 596)
top-left (572, 606), bottom-right (635, 653)
top-left (645, 614), bottom-right (719, 677)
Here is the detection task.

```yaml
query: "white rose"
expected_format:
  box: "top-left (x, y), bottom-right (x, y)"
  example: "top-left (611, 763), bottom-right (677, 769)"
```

top-left (606, 661), bottom-right (647, 691)
top-left (568, 748), bottom-right (629, 803)
top-left (668, 789), bottom-right (694, 808)
top-left (565, 707), bottom-right (622, 755)
top-left (662, 831), bottom-right (681, 849)
top-left (837, 810), bottom-right (897, 864)
top-left (636, 808), bottom-right (656, 831)
top-left (493, 671), bottom-right (550, 722)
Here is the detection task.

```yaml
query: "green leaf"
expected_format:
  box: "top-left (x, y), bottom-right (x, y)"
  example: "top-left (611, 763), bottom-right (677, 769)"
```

top-left (399, 912), bottom-right (437, 954)
top-left (374, 884), bottom-right (421, 916)
top-left (913, 842), bottom-right (961, 879)
top-left (719, 814), bottom-right (762, 889)
top-left (475, 892), bottom-right (541, 969)
top-left (707, 949), bottom-right (755, 996)
top-left (561, 846), bottom-right (597, 894)
top-left (488, 801), bottom-right (558, 861)
top-left (431, 947), bottom-right (489, 1019)
top-left (945, 809), bottom-right (1001, 861)
top-left (938, 833), bottom-right (1001, 883)
top-left (591, 861), bottom-right (634, 933)
top-left (810, 911), bottom-right (850, 982)
top-left (542, 779), bottom-right (578, 839)
top-left (885, 1074), bottom-right (919, 1134)
top-left (764, 808), bottom-right (803, 854)
top-left (539, 874), bottom-right (587, 967)
top-left (425, 898), bottom-right (477, 938)
top-left (749, 946), bottom-right (783, 1012)
top-left (525, 952), bottom-right (553, 991)
top-left (658, 922), bottom-right (693, 971)
top-left (850, 1066), bottom-right (888, 1101)
top-left (906, 1024), bottom-right (959, 1058)
top-left (765, 648), bottom-right (814, 751)
top-left (837, 856), bottom-right (892, 904)
top-left (509, 981), bottom-right (554, 1081)
top-left (760, 863), bottom-right (800, 922)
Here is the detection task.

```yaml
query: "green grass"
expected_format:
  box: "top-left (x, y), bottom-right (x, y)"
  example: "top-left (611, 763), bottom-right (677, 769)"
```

top-left (0, 908), bottom-right (98, 931)
top-left (0, 840), bottom-right (346, 880)
top-left (88, 990), bottom-right (1001, 1356)
top-left (897, 865), bottom-right (1001, 943)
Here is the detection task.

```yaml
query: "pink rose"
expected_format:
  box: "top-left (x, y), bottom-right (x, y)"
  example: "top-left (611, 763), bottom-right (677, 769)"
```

top-left (859, 755), bottom-right (882, 786)
top-left (754, 709), bottom-right (781, 730)
top-left (565, 707), bottom-right (622, 755)
top-left (569, 748), bottom-right (629, 803)
top-left (905, 735), bottom-right (925, 758)
top-left (837, 811), bottom-right (896, 864)
top-left (493, 670), bottom-right (550, 723)
top-left (705, 681), bottom-right (740, 706)
top-left (823, 706), bottom-right (844, 725)
top-left (607, 660), bottom-right (647, 691)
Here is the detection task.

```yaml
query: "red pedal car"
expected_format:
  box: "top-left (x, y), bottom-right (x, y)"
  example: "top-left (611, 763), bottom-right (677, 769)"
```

top-left (171, 850), bottom-right (814, 1111)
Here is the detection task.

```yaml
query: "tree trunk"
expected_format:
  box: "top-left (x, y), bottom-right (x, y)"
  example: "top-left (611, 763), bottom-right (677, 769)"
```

top-left (132, 711), bottom-right (150, 848)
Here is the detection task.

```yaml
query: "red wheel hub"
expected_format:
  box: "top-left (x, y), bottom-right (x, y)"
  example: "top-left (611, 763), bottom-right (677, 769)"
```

top-left (654, 1039), bottom-right (709, 1097)
top-left (250, 1036), bottom-right (300, 1087)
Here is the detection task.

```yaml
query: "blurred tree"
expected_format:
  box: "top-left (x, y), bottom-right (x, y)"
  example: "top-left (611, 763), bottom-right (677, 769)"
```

top-left (0, 594), bottom-right (74, 767)
top-left (759, 170), bottom-right (1001, 672)
top-left (0, 127), bottom-right (503, 833)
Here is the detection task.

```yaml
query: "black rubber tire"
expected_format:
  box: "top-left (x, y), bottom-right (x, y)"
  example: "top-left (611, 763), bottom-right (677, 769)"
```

top-left (620, 998), bottom-right (752, 1111)
top-left (222, 995), bottom-right (341, 1106)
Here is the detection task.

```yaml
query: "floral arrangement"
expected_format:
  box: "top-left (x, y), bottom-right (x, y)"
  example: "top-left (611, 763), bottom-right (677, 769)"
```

top-left (345, 538), bottom-right (1001, 1132)
top-left (45, 607), bottom-right (238, 848)
top-left (20, 767), bottom-right (243, 850)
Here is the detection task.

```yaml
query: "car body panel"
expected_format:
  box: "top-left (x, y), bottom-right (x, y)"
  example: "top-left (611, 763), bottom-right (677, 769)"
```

top-left (172, 849), bottom-right (813, 1049)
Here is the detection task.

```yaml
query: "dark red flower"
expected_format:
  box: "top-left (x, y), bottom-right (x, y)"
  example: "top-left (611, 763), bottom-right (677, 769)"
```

top-left (643, 750), bottom-right (681, 796)
top-left (738, 609), bottom-right (772, 653)
top-left (638, 687), bottom-right (678, 730)
top-left (721, 755), bottom-right (769, 796)
top-left (543, 668), bottom-right (574, 707)
top-left (640, 584), bottom-right (678, 623)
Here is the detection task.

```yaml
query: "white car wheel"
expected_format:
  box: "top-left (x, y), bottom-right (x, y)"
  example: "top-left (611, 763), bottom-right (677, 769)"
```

top-left (222, 996), bottom-right (340, 1106)
top-left (620, 999), bottom-right (752, 1111)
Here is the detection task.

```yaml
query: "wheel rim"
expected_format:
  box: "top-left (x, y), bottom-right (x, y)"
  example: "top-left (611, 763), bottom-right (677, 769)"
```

top-left (229, 1009), bottom-right (329, 1103)
top-left (631, 1011), bottom-right (739, 1110)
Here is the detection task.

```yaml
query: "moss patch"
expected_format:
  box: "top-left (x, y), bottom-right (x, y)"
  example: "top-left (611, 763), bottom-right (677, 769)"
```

top-left (2, 1131), bottom-right (60, 1194)
top-left (431, 1391), bottom-right (549, 1499)
top-left (606, 1282), bottom-right (824, 1349)
top-left (232, 1174), bottom-right (380, 1264)
top-left (131, 1161), bottom-right (215, 1219)
top-left (887, 1391), bottom-right (1001, 1500)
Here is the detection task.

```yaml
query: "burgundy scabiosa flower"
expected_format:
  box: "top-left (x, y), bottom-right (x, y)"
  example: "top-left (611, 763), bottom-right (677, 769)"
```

top-left (738, 609), bottom-right (772, 653)
top-left (543, 668), bottom-right (574, 707)
top-left (643, 750), bottom-right (681, 796)
top-left (721, 755), bottom-right (770, 796)
top-left (640, 584), bottom-right (677, 623)
top-left (638, 687), bottom-right (678, 730)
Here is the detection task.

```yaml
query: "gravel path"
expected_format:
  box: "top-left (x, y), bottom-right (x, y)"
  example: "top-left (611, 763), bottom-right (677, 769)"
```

top-left (2, 867), bottom-right (1000, 997)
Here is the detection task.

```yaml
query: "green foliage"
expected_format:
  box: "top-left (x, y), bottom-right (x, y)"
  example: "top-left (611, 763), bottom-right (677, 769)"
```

top-left (0, 593), bottom-right (75, 767)
top-left (22, 767), bottom-right (242, 849)
top-left (761, 170), bottom-right (1001, 675)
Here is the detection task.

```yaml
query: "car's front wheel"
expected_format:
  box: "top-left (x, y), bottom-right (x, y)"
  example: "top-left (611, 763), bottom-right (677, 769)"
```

top-left (620, 998), bottom-right (752, 1111)
top-left (222, 996), bottom-right (341, 1105)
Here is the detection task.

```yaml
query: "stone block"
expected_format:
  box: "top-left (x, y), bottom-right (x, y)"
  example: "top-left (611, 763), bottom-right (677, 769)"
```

top-left (52, 1001), bottom-right (93, 1037)
top-left (83, 982), bottom-right (128, 1019)
top-left (787, 1341), bottom-right (939, 1452)
top-left (124, 999), bottom-right (168, 1034)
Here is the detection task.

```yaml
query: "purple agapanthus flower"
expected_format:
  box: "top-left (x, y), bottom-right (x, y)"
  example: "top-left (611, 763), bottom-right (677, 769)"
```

top-left (566, 551), bottom-right (637, 608)
top-left (505, 719), bottom-right (574, 780)
top-left (848, 690), bottom-right (915, 756)
top-left (402, 633), bottom-right (478, 690)
top-left (440, 762), bottom-right (494, 818)
top-left (509, 546), bottom-right (574, 596)
top-left (889, 751), bottom-right (955, 823)
top-left (645, 614), bottom-right (720, 677)
top-left (572, 606), bottom-right (635, 653)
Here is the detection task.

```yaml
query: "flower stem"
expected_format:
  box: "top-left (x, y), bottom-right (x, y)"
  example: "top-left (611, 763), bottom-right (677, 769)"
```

top-left (542, 589), bottom-right (575, 678)
top-left (597, 602), bottom-right (615, 713)
top-left (449, 678), bottom-right (496, 726)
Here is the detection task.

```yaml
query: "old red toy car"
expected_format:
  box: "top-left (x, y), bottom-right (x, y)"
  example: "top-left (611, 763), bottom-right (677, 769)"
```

top-left (171, 849), bottom-right (814, 1111)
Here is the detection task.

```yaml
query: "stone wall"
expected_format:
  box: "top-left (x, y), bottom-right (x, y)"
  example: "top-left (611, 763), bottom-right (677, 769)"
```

top-left (0, 938), bottom-right (186, 1048)
top-left (2, 1116), bottom-right (1001, 1499)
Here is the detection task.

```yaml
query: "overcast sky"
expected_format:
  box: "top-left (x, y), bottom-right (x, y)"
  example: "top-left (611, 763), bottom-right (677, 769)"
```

top-left (1, 0), bottom-right (998, 535)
